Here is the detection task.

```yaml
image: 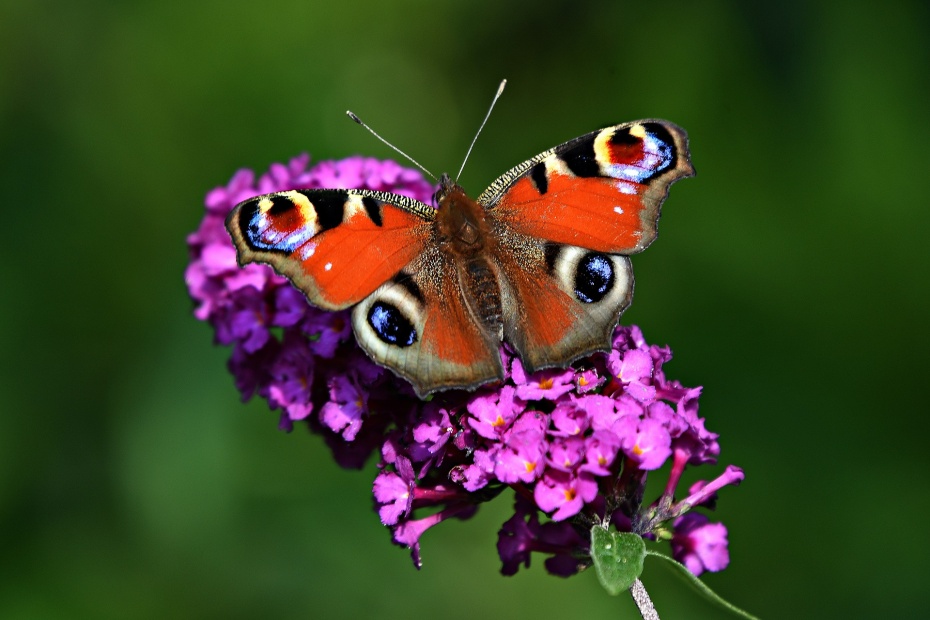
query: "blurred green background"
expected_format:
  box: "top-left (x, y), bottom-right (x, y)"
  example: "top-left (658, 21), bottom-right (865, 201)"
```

top-left (2, 0), bottom-right (928, 618)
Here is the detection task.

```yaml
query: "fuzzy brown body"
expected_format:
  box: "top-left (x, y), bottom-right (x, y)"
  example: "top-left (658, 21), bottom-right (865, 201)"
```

top-left (435, 180), bottom-right (505, 338)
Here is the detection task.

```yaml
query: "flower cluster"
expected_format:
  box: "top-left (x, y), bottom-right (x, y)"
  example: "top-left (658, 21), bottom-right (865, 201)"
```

top-left (186, 154), bottom-right (744, 577)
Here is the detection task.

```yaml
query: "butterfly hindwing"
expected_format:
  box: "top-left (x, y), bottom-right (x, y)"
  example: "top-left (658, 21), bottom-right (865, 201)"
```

top-left (491, 231), bottom-right (634, 372)
top-left (226, 189), bottom-right (435, 310)
top-left (479, 120), bottom-right (693, 255)
top-left (351, 259), bottom-right (504, 397)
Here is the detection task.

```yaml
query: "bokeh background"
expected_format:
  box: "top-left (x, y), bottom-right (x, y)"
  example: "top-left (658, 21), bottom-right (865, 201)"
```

top-left (2, 0), bottom-right (929, 618)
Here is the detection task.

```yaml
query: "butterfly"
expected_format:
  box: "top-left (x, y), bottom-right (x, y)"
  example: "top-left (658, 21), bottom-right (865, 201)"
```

top-left (226, 118), bottom-right (693, 397)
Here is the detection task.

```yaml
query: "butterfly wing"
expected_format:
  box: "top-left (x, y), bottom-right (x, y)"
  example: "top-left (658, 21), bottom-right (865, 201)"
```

top-left (492, 234), bottom-right (635, 372)
top-left (479, 120), bottom-right (693, 254)
top-left (226, 188), bottom-right (503, 396)
top-left (226, 189), bottom-right (435, 310)
top-left (350, 257), bottom-right (504, 397)
top-left (481, 120), bottom-right (693, 371)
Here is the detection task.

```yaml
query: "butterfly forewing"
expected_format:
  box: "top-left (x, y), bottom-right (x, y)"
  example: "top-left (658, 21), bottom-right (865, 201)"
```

top-left (479, 120), bottom-right (693, 255)
top-left (226, 189), bottom-right (434, 310)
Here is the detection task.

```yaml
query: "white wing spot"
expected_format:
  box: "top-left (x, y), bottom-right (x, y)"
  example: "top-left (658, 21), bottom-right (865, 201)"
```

top-left (299, 242), bottom-right (316, 261)
top-left (616, 181), bottom-right (638, 195)
top-left (324, 262), bottom-right (333, 271)
top-left (613, 206), bottom-right (625, 215)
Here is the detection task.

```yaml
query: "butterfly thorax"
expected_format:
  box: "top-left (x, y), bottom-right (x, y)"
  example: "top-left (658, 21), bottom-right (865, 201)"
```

top-left (435, 182), bottom-right (488, 252)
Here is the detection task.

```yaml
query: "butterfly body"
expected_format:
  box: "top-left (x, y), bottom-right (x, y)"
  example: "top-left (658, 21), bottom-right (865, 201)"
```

top-left (227, 120), bottom-right (693, 396)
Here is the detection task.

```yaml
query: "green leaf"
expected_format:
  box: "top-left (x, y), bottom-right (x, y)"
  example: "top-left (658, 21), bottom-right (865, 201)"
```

top-left (590, 528), bottom-right (646, 595)
top-left (645, 550), bottom-right (761, 620)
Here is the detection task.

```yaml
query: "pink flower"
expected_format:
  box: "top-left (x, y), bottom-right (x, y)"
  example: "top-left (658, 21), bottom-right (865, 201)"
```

top-left (467, 385), bottom-right (524, 439)
top-left (671, 513), bottom-right (730, 576)
top-left (608, 348), bottom-right (657, 402)
top-left (320, 375), bottom-right (368, 441)
top-left (534, 470), bottom-right (598, 521)
top-left (511, 359), bottom-right (575, 400)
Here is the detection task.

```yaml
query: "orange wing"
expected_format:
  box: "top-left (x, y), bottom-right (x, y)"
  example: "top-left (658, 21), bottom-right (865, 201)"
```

top-left (492, 233), bottom-right (634, 373)
top-left (227, 188), bottom-right (504, 396)
top-left (226, 189), bottom-right (435, 310)
top-left (479, 120), bottom-right (693, 254)
top-left (350, 254), bottom-right (504, 397)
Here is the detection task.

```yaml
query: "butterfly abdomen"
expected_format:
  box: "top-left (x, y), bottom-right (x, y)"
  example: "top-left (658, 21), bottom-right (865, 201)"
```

top-left (460, 258), bottom-right (504, 336)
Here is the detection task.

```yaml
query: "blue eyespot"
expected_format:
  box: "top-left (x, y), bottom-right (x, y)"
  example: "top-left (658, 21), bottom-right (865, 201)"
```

top-left (368, 302), bottom-right (417, 347)
top-left (575, 254), bottom-right (614, 303)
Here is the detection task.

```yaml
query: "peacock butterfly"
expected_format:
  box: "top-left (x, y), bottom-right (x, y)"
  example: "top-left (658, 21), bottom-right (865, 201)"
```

top-left (225, 96), bottom-right (693, 397)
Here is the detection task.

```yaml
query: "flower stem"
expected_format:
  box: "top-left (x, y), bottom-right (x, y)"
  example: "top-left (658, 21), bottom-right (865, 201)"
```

top-left (630, 578), bottom-right (660, 620)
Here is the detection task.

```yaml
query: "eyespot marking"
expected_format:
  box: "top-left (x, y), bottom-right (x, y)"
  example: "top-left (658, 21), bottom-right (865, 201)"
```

top-left (574, 253), bottom-right (614, 303)
top-left (368, 301), bottom-right (417, 347)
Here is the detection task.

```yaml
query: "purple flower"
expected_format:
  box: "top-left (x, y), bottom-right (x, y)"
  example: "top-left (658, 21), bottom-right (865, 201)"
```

top-left (301, 308), bottom-right (352, 358)
top-left (608, 348), bottom-right (657, 402)
top-left (607, 413), bottom-right (673, 475)
top-left (467, 385), bottom-right (524, 439)
top-left (550, 399), bottom-right (591, 437)
top-left (272, 286), bottom-right (308, 328)
top-left (408, 403), bottom-right (455, 463)
top-left (671, 513), bottom-right (730, 576)
top-left (676, 465), bottom-right (745, 514)
top-left (497, 496), bottom-right (586, 577)
top-left (498, 505), bottom-right (538, 575)
top-left (572, 393), bottom-right (619, 432)
top-left (494, 414), bottom-right (547, 484)
top-left (227, 341), bottom-right (273, 403)
top-left (534, 469), bottom-right (599, 521)
top-left (573, 367), bottom-right (604, 393)
top-left (547, 436), bottom-right (585, 472)
top-left (320, 374), bottom-right (368, 441)
top-left (212, 285), bottom-right (272, 353)
top-left (267, 332), bottom-right (315, 422)
top-left (374, 470), bottom-right (413, 525)
top-left (512, 359), bottom-right (575, 400)
top-left (450, 447), bottom-right (495, 492)
top-left (581, 430), bottom-right (622, 476)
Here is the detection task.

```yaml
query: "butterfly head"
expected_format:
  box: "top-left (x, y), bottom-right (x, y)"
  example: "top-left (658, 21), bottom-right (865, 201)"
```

top-left (434, 172), bottom-right (460, 206)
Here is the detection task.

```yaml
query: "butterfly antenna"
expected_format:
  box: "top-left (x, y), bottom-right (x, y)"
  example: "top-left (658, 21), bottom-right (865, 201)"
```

top-left (455, 79), bottom-right (507, 184)
top-left (346, 111), bottom-right (438, 182)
